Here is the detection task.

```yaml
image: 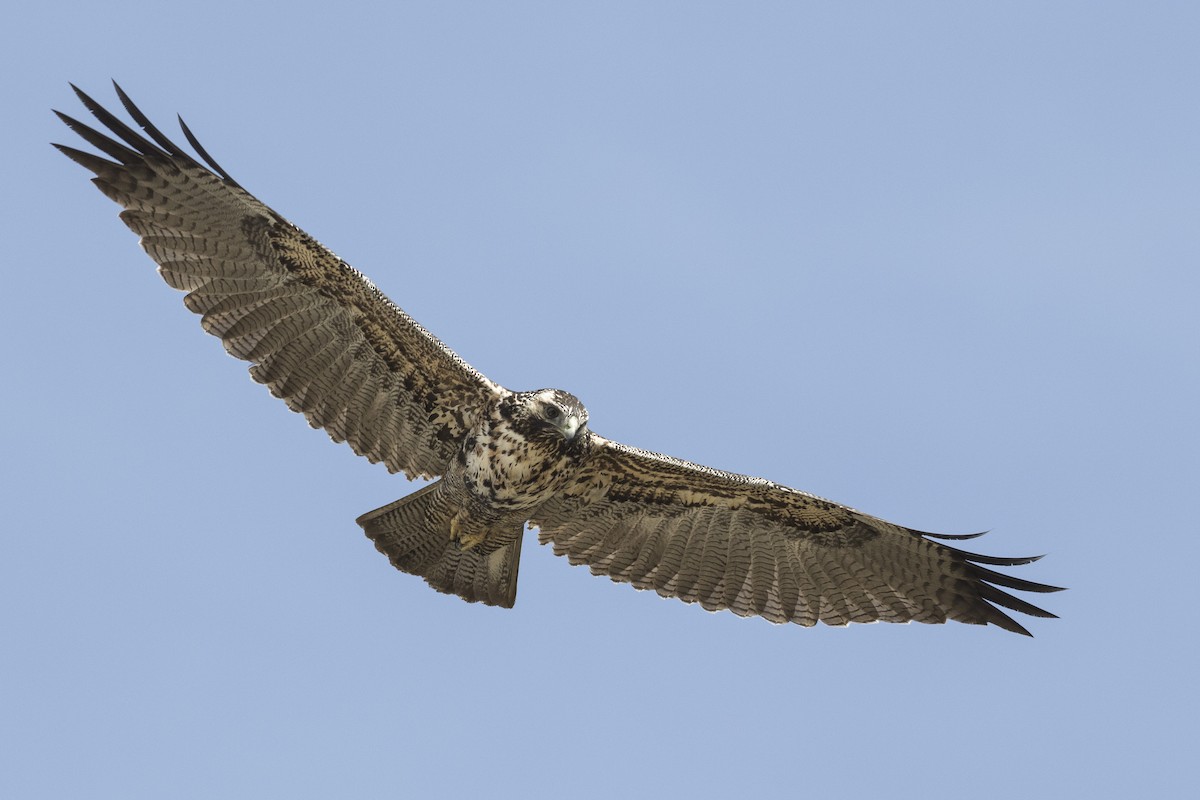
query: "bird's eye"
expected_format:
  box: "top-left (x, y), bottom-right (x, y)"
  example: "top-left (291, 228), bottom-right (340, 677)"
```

top-left (544, 405), bottom-right (560, 420)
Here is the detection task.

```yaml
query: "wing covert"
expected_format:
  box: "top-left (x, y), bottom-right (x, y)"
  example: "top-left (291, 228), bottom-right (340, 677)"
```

top-left (55, 83), bottom-right (504, 478)
top-left (531, 435), bottom-right (1062, 634)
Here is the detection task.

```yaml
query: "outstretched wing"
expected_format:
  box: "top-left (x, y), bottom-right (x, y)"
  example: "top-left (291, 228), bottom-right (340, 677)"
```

top-left (55, 84), bottom-right (504, 479)
top-left (531, 436), bottom-right (1062, 635)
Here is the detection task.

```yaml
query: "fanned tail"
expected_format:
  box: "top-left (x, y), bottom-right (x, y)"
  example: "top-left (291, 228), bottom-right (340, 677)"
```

top-left (356, 480), bottom-right (523, 608)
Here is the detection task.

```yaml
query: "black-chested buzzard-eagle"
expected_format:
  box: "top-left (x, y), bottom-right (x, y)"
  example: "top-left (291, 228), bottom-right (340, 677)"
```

top-left (54, 83), bottom-right (1062, 634)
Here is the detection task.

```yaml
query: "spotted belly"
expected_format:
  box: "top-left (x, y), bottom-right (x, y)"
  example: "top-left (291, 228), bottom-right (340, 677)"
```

top-left (460, 426), bottom-right (578, 512)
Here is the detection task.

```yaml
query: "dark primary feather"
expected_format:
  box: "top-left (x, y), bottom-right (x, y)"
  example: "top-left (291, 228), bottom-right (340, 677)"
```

top-left (55, 82), bottom-right (503, 480)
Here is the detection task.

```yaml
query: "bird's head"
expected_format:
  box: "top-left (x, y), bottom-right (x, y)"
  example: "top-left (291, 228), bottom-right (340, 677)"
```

top-left (513, 388), bottom-right (589, 443)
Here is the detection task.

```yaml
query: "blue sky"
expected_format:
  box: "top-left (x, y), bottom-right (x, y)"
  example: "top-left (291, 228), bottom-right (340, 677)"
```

top-left (3, 2), bottom-right (1197, 797)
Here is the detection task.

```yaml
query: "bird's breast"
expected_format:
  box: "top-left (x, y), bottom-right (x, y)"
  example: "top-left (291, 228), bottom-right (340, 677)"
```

top-left (459, 417), bottom-right (582, 512)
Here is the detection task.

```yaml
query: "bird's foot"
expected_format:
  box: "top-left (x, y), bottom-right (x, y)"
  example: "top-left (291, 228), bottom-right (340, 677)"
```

top-left (450, 511), bottom-right (487, 551)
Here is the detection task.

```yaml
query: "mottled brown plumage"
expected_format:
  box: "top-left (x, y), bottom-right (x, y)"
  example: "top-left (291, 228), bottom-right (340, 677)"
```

top-left (55, 83), bottom-right (1063, 634)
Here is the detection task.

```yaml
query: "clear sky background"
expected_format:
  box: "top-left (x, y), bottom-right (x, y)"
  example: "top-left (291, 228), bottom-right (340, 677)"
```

top-left (3, 2), bottom-right (1197, 797)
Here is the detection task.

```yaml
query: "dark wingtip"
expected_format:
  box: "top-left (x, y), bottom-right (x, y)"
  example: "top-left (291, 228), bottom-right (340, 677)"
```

top-left (53, 108), bottom-right (79, 126)
top-left (971, 563), bottom-right (1064, 595)
top-left (52, 142), bottom-right (116, 174)
top-left (911, 524), bottom-right (1063, 633)
top-left (987, 606), bottom-right (1036, 636)
top-left (1009, 622), bottom-right (1035, 637)
top-left (59, 82), bottom-right (246, 189)
top-left (177, 113), bottom-right (242, 188)
top-left (922, 529), bottom-right (989, 541)
top-left (54, 109), bottom-right (140, 162)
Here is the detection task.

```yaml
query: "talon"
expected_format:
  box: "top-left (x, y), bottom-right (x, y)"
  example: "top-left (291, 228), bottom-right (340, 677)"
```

top-left (450, 510), bottom-right (485, 551)
top-left (460, 532), bottom-right (486, 551)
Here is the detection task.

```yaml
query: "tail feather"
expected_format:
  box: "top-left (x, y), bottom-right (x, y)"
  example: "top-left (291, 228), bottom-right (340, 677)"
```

top-left (356, 480), bottom-right (523, 608)
top-left (426, 533), bottom-right (523, 609)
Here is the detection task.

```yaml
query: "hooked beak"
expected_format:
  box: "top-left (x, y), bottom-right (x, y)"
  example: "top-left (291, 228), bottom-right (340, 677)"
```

top-left (559, 415), bottom-right (582, 440)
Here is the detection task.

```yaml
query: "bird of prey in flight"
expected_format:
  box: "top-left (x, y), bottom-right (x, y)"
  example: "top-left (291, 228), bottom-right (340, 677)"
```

top-left (55, 83), bottom-right (1062, 634)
